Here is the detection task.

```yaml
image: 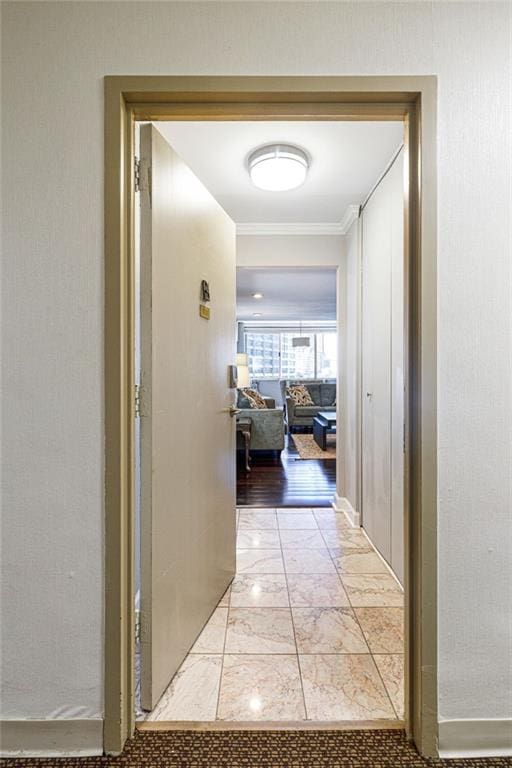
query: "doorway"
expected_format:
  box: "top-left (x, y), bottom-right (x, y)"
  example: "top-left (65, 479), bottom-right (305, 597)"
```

top-left (104, 76), bottom-right (437, 758)
top-left (134, 120), bottom-right (406, 726)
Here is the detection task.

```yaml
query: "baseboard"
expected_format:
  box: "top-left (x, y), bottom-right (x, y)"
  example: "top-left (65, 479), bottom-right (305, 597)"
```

top-left (438, 718), bottom-right (512, 758)
top-left (332, 493), bottom-right (360, 527)
top-left (0, 718), bottom-right (103, 757)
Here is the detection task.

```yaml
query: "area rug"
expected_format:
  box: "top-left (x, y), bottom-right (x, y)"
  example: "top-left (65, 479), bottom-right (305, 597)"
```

top-left (2, 730), bottom-right (511, 767)
top-left (293, 433), bottom-right (336, 459)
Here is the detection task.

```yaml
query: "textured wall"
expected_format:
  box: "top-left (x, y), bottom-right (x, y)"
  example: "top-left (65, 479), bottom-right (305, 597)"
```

top-left (1, 0), bottom-right (511, 731)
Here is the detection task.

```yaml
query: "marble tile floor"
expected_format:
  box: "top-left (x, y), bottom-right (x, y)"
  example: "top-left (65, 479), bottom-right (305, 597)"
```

top-left (142, 507), bottom-right (404, 724)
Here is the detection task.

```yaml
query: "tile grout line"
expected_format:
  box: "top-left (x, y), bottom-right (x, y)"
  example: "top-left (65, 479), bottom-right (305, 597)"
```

top-left (318, 508), bottom-right (402, 721)
top-left (371, 654), bottom-right (403, 720)
top-left (226, 507), bottom-right (402, 722)
top-left (214, 507), bottom-right (244, 722)
top-left (214, 579), bottom-right (232, 721)
top-left (342, 575), bottom-right (399, 719)
top-left (319, 520), bottom-right (377, 662)
top-left (277, 506), bottom-right (310, 723)
top-left (324, 512), bottom-right (401, 721)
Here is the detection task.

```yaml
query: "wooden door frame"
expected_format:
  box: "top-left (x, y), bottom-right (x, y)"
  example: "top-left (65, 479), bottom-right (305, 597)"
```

top-left (104, 75), bottom-right (437, 757)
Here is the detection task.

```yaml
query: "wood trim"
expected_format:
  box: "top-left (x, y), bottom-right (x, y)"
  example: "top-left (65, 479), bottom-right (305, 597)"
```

top-left (104, 75), bottom-right (437, 758)
top-left (104, 80), bottom-right (135, 755)
top-left (130, 102), bottom-right (410, 121)
top-left (137, 719), bottom-right (405, 732)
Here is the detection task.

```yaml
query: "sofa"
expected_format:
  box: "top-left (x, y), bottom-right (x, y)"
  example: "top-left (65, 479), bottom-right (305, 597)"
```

top-left (235, 392), bottom-right (285, 454)
top-left (280, 379), bottom-right (336, 431)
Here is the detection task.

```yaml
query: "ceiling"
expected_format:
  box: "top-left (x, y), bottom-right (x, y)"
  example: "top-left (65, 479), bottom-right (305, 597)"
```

top-left (237, 267), bottom-right (336, 322)
top-left (157, 121), bottom-right (403, 224)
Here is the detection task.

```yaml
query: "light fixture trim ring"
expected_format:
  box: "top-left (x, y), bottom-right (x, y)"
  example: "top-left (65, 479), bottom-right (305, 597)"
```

top-left (247, 143), bottom-right (310, 191)
top-left (248, 143), bottom-right (309, 170)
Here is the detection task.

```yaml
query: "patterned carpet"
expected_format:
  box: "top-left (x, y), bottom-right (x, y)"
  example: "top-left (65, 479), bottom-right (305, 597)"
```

top-left (3, 730), bottom-right (511, 767)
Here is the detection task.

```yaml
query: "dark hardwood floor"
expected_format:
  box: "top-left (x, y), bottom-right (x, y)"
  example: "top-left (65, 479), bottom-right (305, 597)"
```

top-left (236, 435), bottom-right (336, 508)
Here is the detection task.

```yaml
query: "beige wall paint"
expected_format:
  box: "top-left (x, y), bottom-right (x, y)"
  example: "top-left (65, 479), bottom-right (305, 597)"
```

top-left (1, 0), bottom-right (511, 747)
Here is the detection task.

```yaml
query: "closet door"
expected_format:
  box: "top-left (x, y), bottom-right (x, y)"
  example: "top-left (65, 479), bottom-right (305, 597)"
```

top-left (361, 184), bottom-right (392, 564)
top-left (361, 151), bottom-right (404, 576)
top-left (389, 157), bottom-right (405, 583)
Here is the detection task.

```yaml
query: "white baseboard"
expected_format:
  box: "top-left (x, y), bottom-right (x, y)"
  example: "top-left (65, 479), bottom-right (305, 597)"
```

top-left (0, 718), bottom-right (103, 757)
top-left (332, 493), bottom-right (360, 527)
top-left (438, 718), bottom-right (512, 758)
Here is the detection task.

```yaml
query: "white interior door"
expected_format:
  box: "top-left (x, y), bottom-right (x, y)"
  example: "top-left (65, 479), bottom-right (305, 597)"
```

top-left (361, 151), bottom-right (404, 577)
top-left (139, 124), bottom-right (237, 711)
top-left (389, 157), bottom-right (405, 583)
top-left (361, 185), bottom-right (392, 563)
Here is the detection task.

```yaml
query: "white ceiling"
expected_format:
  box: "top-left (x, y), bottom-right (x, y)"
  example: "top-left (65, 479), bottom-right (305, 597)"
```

top-left (157, 121), bottom-right (403, 224)
top-left (237, 267), bottom-right (336, 322)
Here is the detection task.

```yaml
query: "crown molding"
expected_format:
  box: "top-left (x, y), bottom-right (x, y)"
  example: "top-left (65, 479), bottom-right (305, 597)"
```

top-left (339, 204), bottom-right (360, 234)
top-left (236, 205), bottom-right (360, 237)
top-left (236, 222), bottom-right (343, 236)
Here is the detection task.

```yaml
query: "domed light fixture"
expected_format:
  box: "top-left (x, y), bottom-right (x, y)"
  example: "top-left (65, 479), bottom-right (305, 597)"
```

top-left (248, 144), bottom-right (309, 191)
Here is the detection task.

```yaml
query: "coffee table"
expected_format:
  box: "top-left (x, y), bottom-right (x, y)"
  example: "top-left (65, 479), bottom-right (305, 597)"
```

top-left (313, 411), bottom-right (336, 450)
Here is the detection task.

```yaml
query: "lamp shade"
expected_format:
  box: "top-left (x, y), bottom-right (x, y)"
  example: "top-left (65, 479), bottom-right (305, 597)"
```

top-left (236, 353), bottom-right (250, 388)
top-left (237, 365), bottom-right (250, 388)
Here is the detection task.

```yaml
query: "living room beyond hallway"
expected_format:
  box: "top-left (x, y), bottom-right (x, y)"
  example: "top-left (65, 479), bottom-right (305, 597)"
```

top-left (236, 436), bottom-right (337, 507)
top-left (235, 268), bottom-right (339, 507)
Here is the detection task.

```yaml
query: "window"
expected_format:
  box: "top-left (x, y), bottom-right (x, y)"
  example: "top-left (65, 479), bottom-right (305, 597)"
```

top-left (280, 333), bottom-right (315, 379)
top-left (316, 332), bottom-right (337, 378)
top-left (245, 333), bottom-right (280, 378)
top-left (245, 329), bottom-right (337, 380)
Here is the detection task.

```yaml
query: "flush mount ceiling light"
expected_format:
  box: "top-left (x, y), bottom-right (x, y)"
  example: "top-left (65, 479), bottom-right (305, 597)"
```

top-left (248, 144), bottom-right (309, 191)
top-left (252, 312), bottom-right (263, 317)
top-left (252, 292), bottom-right (264, 299)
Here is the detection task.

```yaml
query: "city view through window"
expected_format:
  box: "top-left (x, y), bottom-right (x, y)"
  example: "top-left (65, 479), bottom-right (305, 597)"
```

top-left (245, 331), bottom-right (337, 380)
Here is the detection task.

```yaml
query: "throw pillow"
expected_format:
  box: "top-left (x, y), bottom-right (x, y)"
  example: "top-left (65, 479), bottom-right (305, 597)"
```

top-left (240, 387), bottom-right (267, 409)
top-left (287, 384), bottom-right (314, 406)
top-left (237, 389), bottom-right (252, 408)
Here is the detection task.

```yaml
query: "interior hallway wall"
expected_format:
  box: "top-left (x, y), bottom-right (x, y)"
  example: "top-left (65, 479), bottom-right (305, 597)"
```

top-left (338, 218), bottom-right (360, 520)
top-left (1, 0), bottom-right (511, 753)
top-left (237, 233), bottom-right (344, 269)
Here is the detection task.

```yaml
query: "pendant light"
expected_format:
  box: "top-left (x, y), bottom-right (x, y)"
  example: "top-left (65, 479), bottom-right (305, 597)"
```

top-left (292, 322), bottom-right (310, 347)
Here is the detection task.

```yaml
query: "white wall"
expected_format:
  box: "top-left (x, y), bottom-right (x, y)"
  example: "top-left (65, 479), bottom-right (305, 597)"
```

top-left (338, 219), bottom-right (360, 517)
top-left (237, 234), bottom-right (344, 268)
top-left (1, 0), bottom-right (511, 753)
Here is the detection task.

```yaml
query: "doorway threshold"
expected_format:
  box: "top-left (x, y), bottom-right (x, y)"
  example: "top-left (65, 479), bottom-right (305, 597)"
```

top-left (137, 719), bottom-right (405, 732)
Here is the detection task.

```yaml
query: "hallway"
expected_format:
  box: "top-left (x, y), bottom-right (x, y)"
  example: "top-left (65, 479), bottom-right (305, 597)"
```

top-left (142, 507), bottom-right (404, 723)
